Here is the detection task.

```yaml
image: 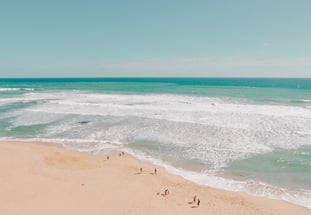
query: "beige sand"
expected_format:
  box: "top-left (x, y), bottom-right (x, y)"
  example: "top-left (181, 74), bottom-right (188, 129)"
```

top-left (0, 141), bottom-right (310, 215)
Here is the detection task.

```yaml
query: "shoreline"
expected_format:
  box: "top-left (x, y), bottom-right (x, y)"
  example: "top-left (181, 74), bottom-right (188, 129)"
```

top-left (9, 139), bottom-right (310, 209)
top-left (1, 140), bottom-right (310, 215)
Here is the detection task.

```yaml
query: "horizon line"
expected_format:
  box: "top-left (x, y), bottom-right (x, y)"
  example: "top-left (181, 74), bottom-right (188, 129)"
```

top-left (1, 76), bottom-right (311, 79)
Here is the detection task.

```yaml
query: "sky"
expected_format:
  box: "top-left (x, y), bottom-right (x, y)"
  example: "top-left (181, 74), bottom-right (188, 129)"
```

top-left (0, 0), bottom-right (311, 78)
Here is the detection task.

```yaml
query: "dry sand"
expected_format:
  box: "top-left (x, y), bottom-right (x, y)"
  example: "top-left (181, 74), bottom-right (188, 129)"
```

top-left (0, 141), bottom-right (310, 215)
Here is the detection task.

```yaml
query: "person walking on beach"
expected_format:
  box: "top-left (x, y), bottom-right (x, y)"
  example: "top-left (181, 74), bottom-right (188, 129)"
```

top-left (197, 199), bottom-right (200, 207)
top-left (140, 167), bottom-right (142, 174)
top-left (154, 168), bottom-right (157, 174)
top-left (193, 195), bottom-right (197, 204)
top-left (107, 156), bottom-right (109, 160)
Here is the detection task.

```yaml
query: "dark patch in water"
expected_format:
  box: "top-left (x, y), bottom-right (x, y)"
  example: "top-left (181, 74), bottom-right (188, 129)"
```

top-left (77, 121), bottom-right (90, 125)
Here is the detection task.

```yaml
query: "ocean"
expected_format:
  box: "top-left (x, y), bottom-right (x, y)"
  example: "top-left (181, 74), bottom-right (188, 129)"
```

top-left (0, 78), bottom-right (310, 208)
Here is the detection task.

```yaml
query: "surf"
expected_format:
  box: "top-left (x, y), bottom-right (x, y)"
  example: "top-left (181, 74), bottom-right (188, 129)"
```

top-left (0, 79), bottom-right (311, 208)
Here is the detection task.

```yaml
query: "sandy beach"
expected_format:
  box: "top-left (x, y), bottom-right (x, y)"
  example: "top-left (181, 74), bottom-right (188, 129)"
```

top-left (0, 141), bottom-right (310, 215)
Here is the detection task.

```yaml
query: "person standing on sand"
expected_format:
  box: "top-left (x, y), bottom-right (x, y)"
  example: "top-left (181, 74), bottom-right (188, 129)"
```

top-left (154, 168), bottom-right (157, 174)
top-left (197, 199), bottom-right (200, 207)
top-left (140, 167), bottom-right (142, 174)
top-left (193, 195), bottom-right (197, 204)
top-left (107, 156), bottom-right (109, 160)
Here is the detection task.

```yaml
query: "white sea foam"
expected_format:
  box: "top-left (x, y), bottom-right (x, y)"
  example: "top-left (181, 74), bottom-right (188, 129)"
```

top-left (0, 88), bottom-right (34, 92)
top-left (3, 91), bottom-right (311, 163)
top-left (24, 92), bottom-right (311, 118)
top-left (1, 90), bottom-right (311, 208)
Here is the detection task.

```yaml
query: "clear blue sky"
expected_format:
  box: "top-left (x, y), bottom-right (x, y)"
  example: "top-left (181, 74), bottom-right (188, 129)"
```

top-left (0, 0), bottom-right (310, 77)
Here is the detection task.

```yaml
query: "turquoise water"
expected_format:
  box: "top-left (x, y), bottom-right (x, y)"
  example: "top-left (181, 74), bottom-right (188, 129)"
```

top-left (227, 146), bottom-right (311, 190)
top-left (0, 78), bottom-right (311, 207)
top-left (1, 78), bottom-right (311, 100)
